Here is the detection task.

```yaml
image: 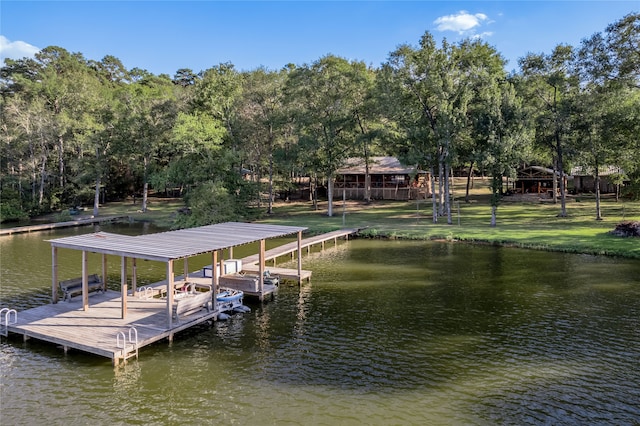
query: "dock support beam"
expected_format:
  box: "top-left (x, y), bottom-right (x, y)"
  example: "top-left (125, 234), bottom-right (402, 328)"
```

top-left (121, 257), bottom-right (128, 319)
top-left (52, 247), bottom-right (59, 303)
top-left (82, 251), bottom-right (89, 311)
top-left (297, 231), bottom-right (302, 285)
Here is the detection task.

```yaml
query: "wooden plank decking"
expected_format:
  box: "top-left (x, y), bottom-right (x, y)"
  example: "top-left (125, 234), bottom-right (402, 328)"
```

top-left (0, 215), bottom-right (130, 236)
top-left (3, 290), bottom-right (218, 364)
top-left (241, 228), bottom-right (359, 266)
top-left (237, 228), bottom-right (359, 285)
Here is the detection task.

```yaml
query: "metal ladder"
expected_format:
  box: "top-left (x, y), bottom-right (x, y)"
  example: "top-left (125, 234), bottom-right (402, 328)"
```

top-left (116, 326), bottom-right (139, 361)
top-left (0, 308), bottom-right (18, 337)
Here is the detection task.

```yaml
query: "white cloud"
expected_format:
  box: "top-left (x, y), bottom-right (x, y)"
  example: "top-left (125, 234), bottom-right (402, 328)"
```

top-left (434, 11), bottom-right (489, 35)
top-left (0, 36), bottom-right (41, 62)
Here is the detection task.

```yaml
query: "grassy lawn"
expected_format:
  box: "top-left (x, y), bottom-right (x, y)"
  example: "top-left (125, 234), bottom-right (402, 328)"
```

top-left (55, 179), bottom-right (640, 259)
top-left (258, 179), bottom-right (640, 259)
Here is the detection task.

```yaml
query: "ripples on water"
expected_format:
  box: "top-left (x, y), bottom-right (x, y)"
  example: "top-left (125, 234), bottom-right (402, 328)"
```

top-left (2, 233), bottom-right (640, 425)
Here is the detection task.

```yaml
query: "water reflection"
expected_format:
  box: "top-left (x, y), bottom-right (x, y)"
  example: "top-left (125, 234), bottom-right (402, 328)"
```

top-left (1, 227), bottom-right (639, 424)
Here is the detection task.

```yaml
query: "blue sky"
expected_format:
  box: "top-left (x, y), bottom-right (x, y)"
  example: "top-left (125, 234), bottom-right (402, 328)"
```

top-left (1, 1), bottom-right (638, 75)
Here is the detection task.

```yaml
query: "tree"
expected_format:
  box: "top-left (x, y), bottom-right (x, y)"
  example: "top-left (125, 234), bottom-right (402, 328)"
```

top-left (286, 55), bottom-right (364, 216)
top-left (381, 33), bottom-right (499, 224)
top-left (121, 74), bottom-right (178, 212)
top-left (519, 45), bottom-right (579, 217)
top-left (236, 67), bottom-right (289, 213)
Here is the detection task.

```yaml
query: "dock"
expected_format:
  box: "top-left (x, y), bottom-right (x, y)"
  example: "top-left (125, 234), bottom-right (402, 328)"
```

top-left (237, 228), bottom-right (359, 285)
top-left (1, 289), bottom-right (219, 363)
top-left (241, 228), bottom-right (359, 267)
top-left (0, 215), bottom-right (130, 236)
top-left (0, 225), bottom-right (360, 364)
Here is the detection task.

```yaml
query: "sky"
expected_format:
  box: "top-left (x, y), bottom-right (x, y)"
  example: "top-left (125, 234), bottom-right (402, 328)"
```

top-left (1, 1), bottom-right (638, 75)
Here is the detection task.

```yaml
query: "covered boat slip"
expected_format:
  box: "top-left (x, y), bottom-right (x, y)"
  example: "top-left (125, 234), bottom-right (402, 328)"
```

top-left (3, 222), bottom-right (307, 364)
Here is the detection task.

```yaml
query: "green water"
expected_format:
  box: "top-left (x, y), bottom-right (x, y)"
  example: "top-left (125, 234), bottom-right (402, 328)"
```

top-left (1, 224), bottom-right (639, 425)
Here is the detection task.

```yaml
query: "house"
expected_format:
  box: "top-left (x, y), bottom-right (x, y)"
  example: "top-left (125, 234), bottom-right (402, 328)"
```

top-left (333, 156), bottom-right (430, 201)
top-left (513, 165), bottom-right (570, 196)
top-left (571, 166), bottom-right (626, 194)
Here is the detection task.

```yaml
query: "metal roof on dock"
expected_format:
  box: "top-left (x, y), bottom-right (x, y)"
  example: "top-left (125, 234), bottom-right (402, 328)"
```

top-left (47, 222), bottom-right (307, 262)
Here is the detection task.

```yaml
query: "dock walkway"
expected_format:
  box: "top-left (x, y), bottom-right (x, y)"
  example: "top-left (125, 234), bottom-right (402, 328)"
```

top-left (241, 228), bottom-right (359, 266)
top-left (239, 228), bottom-right (359, 283)
top-left (0, 215), bottom-right (130, 236)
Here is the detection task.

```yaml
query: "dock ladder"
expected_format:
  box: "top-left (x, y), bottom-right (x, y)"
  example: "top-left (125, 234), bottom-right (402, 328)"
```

top-left (0, 308), bottom-right (18, 337)
top-left (116, 326), bottom-right (139, 362)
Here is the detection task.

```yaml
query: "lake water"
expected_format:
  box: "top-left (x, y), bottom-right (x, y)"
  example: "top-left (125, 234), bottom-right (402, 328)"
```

top-left (1, 223), bottom-right (639, 425)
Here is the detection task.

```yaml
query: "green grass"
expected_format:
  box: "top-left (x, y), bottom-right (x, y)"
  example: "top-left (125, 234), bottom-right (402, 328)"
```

top-left (69, 182), bottom-right (640, 259)
top-left (256, 184), bottom-right (640, 259)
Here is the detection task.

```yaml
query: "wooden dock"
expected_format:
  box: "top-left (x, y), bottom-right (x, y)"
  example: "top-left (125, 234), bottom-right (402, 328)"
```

top-left (237, 228), bottom-right (359, 284)
top-left (0, 227), bottom-right (360, 364)
top-left (1, 290), bottom-right (219, 365)
top-left (0, 215), bottom-right (130, 236)
top-left (241, 228), bottom-right (359, 267)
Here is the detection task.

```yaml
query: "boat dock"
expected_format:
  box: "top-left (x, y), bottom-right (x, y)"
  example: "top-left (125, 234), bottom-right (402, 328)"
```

top-left (0, 225), bottom-right (360, 365)
top-left (1, 290), bottom-right (219, 363)
top-left (239, 228), bottom-right (359, 284)
top-left (0, 215), bottom-right (130, 236)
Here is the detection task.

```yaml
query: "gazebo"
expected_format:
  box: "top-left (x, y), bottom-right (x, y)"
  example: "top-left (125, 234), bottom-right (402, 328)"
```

top-left (48, 222), bottom-right (307, 328)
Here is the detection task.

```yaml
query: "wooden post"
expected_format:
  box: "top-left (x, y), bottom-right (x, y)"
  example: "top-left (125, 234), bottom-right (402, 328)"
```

top-left (259, 239), bottom-right (265, 299)
top-left (167, 260), bottom-right (174, 328)
top-left (297, 231), bottom-right (303, 285)
top-left (102, 254), bottom-right (108, 292)
top-left (121, 257), bottom-right (128, 319)
top-left (82, 251), bottom-right (89, 311)
top-left (212, 250), bottom-right (218, 301)
top-left (131, 258), bottom-right (137, 296)
top-left (183, 258), bottom-right (189, 283)
top-left (52, 246), bottom-right (58, 303)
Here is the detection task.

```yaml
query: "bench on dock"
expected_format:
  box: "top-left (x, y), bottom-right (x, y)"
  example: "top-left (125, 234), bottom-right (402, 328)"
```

top-left (59, 274), bottom-right (104, 301)
top-left (172, 291), bottom-right (212, 321)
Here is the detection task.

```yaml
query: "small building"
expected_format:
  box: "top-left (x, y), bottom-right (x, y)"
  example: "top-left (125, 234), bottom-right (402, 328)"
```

top-left (513, 165), bottom-right (569, 196)
top-left (571, 166), bottom-right (626, 194)
top-left (333, 157), bottom-right (430, 201)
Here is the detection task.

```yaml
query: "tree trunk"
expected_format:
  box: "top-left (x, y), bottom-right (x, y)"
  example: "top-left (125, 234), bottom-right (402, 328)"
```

top-left (142, 156), bottom-right (149, 213)
top-left (93, 175), bottom-right (101, 217)
top-left (552, 161), bottom-right (558, 204)
top-left (444, 162), bottom-right (452, 225)
top-left (595, 166), bottom-right (602, 221)
top-left (555, 136), bottom-right (567, 217)
top-left (58, 134), bottom-right (65, 190)
top-left (465, 161), bottom-right (474, 203)
top-left (327, 174), bottom-right (334, 217)
top-left (491, 204), bottom-right (497, 227)
top-left (38, 154), bottom-right (46, 207)
top-left (438, 160), bottom-right (444, 217)
top-left (430, 166), bottom-right (437, 223)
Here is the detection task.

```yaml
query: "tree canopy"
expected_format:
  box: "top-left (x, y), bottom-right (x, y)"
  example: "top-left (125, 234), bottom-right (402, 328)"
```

top-left (1, 13), bottom-right (638, 226)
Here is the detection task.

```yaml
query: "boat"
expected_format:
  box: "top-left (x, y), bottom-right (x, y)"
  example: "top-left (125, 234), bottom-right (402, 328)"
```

top-left (216, 288), bottom-right (250, 317)
top-left (263, 270), bottom-right (280, 286)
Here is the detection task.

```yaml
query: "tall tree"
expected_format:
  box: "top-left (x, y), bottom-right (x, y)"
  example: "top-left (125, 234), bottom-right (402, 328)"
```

top-left (519, 45), bottom-right (579, 217)
top-left (286, 55), bottom-right (364, 216)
